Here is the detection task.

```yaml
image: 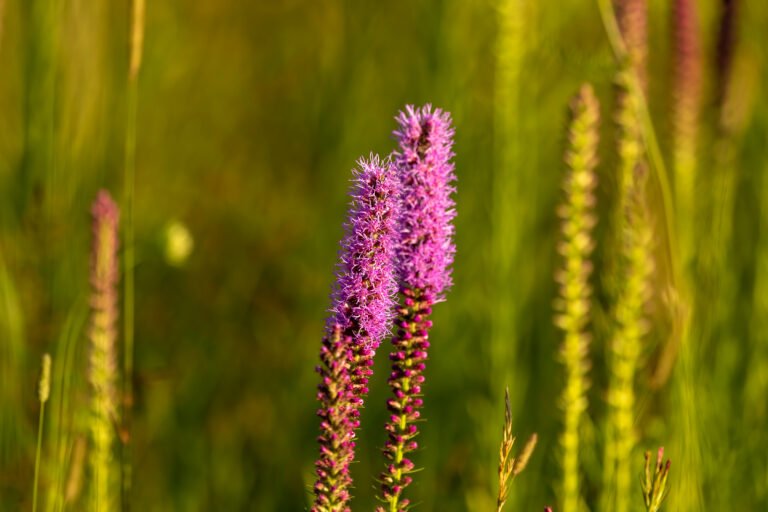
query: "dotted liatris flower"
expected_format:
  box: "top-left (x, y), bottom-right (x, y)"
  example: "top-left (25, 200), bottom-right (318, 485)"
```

top-left (393, 104), bottom-right (456, 299)
top-left (376, 104), bottom-right (456, 512)
top-left (312, 155), bottom-right (400, 512)
top-left (554, 84), bottom-right (599, 512)
top-left (88, 190), bottom-right (120, 512)
top-left (642, 447), bottom-right (672, 512)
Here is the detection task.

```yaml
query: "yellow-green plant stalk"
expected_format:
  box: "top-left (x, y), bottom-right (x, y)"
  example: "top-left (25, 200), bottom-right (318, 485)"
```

top-left (668, 5), bottom-right (705, 511)
top-left (554, 84), bottom-right (600, 512)
top-left (616, 0), bottom-right (647, 91)
top-left (642, 447), bottom-right (672, 512)
top-left (596, 0), bottom-right (680, 299)
top-left (496, 388), bottom-right (537, 512)
top-left (602, 62), bottom-right (654, 512)
top-left (123, 1), bottom-right (145, 506)
top-left (601, 0), bottom-right (647, 306)
top-left (89, 191), bottom-right (120, 512)
top-left (33, 353), bottom-right (52, 512)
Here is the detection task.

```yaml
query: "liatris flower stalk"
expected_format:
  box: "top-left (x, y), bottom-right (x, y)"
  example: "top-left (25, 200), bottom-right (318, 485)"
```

top-left (671, 0), bottom-right (702, 268)
top-left (642, 447), bottom-right (672, 512)
top-left (496, 388), bottom-right (537, 512)
top-left (554, 84), bottom-right (599, 512)
top-left (377, 105), bottom-right (456, 512)
top-left (312, 156), bottom-right (399, 512)
top-left (89, 191), bottom-right (120, 512)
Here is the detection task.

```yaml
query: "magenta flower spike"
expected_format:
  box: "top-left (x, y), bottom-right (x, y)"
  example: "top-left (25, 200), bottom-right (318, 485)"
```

top-left (312, 155), bottom-right (400, 512)
top-left (378, 105), bottom-right (456, 512)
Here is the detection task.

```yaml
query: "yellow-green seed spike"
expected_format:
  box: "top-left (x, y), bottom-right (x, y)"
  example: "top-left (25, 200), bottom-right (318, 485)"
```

top-left (642, 447), bottom-right (672, 512)
top-left (33, 354), bottom-right (52, 512)
top-left (555, 84), bottom-right (600, 512)
top-left (495, 387), bottom-right (537, 512)
top-left (603, 63), bottom-right (655, 512)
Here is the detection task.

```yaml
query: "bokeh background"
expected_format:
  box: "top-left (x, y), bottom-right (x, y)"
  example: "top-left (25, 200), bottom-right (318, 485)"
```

top-left (0, 0), bottom-right (767, 510)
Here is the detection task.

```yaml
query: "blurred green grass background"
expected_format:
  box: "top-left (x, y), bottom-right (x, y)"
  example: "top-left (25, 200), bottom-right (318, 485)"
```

top-left (0, 0), bottom-right (766, 510)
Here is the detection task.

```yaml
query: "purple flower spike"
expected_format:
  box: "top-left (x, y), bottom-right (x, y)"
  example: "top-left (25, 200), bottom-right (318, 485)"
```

top-left (313, 155), bottom-right (400, 512)
top-left (378, 105), bottom-right (456, 512)
top-left (393, 104), bottom-right (457, 300)
top-left (328, 155), bottom-right (401, 347)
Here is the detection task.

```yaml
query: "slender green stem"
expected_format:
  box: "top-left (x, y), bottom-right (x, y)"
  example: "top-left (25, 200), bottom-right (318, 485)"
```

top-left (34, 353), bottom-right (51, 512)
top-left (121, 61), bottom-right (137, 512)
top-left (48, 299), bottom-right (88, 512)
top-left (122, 2), bottom-right (145, 509)
top-left (33, 401), bottom-right (46, 512)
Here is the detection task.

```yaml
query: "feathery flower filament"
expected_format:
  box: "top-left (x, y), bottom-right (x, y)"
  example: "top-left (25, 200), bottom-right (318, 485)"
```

top-left (392, 105), bottom-right (456, 300)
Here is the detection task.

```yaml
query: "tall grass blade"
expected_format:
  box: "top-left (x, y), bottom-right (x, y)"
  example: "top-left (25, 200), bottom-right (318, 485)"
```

top-left (122, 1), bottom-right (146, 509)
top-left (45, 297), bottom-right (89, 512)
top-left (33, 354), bottom-right (52, 512)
